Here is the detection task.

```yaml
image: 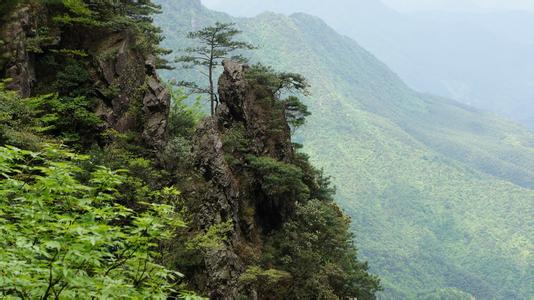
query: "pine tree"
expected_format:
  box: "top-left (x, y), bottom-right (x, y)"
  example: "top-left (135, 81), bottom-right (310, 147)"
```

top-left (177, 22), bottom-right (255, 115)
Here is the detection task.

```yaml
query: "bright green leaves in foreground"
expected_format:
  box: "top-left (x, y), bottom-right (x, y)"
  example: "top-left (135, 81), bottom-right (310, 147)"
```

top-left (0, 145), bottom-right (184, 299)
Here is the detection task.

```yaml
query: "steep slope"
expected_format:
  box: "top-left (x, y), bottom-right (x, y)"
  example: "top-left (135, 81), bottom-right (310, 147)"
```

top-left (155, 1), bottom-right (534, 299)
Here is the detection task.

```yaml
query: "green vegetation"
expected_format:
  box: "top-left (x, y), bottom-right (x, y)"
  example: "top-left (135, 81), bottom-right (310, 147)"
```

top-left (0, 82), bottom-right (45, 148)
top-left (0, 1), bottom-right (194, 297)
top-left (248, 155), bottom-right (309, 202)
top-left (246, 63), bottom-right (311, 130)
top-left (1, 1), bottom-right (381, 298)
top-left (155, 2), bottom-right (534, 299)
top-left (418, 288), bottom-right (475, 300)
top-left (266, 199), bottom-right (381, 300)
top-left (0, 145), bottom-right (182, 298)
top-left (223, 60), bottom-right (381, 299)
top-left (0, 79), bottom-right (200, 298)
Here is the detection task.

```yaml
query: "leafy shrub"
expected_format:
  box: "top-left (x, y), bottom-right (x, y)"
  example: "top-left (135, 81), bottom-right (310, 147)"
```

top-left (0, 82), bottom-right (54, 148)
top-left (162, 86), bottom-right (204, 171)
top-left (222, 123), bottom-right (249, 154)
top-left (45, 0), bottom-right (167, 58)
top-left (167, 87), bottom-right (203, 139)
top-left (222, 123), bottom-right (249, 166)
top-left (54, 59), bottom-right (93, 96)
top-left (37, 95), bottom-right (102, 144)
top-left (239, 266), bottom-right (291, 298)
top-left (293, 151), bottom-right (336, 202)
top-left (188, 221), bottom-right (234, 251)
top-left (0, 145), bottom-right (185, 298)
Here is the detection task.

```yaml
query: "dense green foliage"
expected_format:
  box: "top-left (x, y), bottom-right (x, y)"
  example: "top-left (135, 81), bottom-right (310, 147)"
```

top-left (0, 83), bottom-right (45, 148)
top-left (248, 155), bottom-right (309, 201)
top-left (1, 1), bottom-right (202, 296)
top-left (418, 288), bottom-right (475, 300)
top-left (155, 1), bottom-right (534, 299)
top-left (265, 199), bottom-right (380, 300)
top-left (0, 145), bottom-right (182, 298)
top-left (2, 0), bottom-right (169, 68)
top-left (0, 82), bottom-right (206, 298)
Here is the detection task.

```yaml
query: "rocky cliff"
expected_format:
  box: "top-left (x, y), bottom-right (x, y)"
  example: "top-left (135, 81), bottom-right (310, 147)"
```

top-left (192, 60), bottom-right (297, 298)
top-left (0, 4), bottom-right (170, 150)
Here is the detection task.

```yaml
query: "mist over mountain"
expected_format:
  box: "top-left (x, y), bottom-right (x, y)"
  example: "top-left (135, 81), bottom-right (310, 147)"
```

top-left (381, 0), bottom-right (534, 13)
top-left (201, 0), bottom-right (534, 128)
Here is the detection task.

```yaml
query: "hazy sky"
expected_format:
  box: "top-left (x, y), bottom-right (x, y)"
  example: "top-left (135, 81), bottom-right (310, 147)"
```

top-left (383, 0), bottom-right (534, 12)
top-left (201, 0), bottom-right (534, 14)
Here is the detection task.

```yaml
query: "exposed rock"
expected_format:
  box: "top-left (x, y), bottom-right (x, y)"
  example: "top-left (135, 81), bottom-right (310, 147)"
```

top-left (87, 30), bottom-right (170, 150)
top-left (193, 118), bottom-right (244, 299)
top-left (1, 7), bottom-right (37, 97)
top-left (143, 76), bottom-right (171, 149)
top-left (218, 60), bottom-right (293, 161)
top-left (0, 5), bottom-right (170, 150)
top-left (193, 61), bottom-right (296, 298)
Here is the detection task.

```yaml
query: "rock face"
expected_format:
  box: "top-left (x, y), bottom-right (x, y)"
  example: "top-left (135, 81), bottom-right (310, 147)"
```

top-left (0, 6), bottom-right (45, 97)
top-left (218, 60), bottom-right (294, 161)
top-left (193, 118), bottom-right (244, 298)
top-left (193, 61), bottom-right (295, 299)
top-left (82, 29), bottom-right (171, 150)
top-left (0, 5), bottom-right (170, 150)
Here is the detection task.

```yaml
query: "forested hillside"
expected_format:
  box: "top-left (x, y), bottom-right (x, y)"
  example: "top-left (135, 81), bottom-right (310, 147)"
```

top-left (155, 1), bottom-right (534, 298)
top-left (0, 1), bottom-right (380, 299)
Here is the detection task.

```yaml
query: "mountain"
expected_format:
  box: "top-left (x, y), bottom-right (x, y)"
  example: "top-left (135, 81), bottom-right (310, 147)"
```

top-left (199, 0), bottom-right (534, 129)
top-left (155, 0), bottom-right (534, 298)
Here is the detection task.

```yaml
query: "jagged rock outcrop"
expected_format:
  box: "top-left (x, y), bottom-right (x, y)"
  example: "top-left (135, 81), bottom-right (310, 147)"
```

top-left (193, 61), bottom-right (296, 299)
top-left (83, 30), bottom-right (170, 150)
top-left (193, 118), bottom-right (244, 298)
top-left (0, 5), bottom-right (170, 149)
top-left (218, 60), bottom-right (294, 161)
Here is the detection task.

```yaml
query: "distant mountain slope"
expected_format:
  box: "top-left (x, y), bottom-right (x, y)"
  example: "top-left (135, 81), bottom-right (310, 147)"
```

top-left (155, 1), bottom-right (534, 298)
top-left (199, 0), bottom-right (534, 129)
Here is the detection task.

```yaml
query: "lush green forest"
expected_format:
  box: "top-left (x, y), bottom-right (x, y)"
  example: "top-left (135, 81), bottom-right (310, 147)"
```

top-left (155, 1), bottom-right (534, 299)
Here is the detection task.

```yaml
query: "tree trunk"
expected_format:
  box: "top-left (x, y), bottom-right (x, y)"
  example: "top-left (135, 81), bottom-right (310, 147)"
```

top-left (209, 62), bottom-right (214, 116)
